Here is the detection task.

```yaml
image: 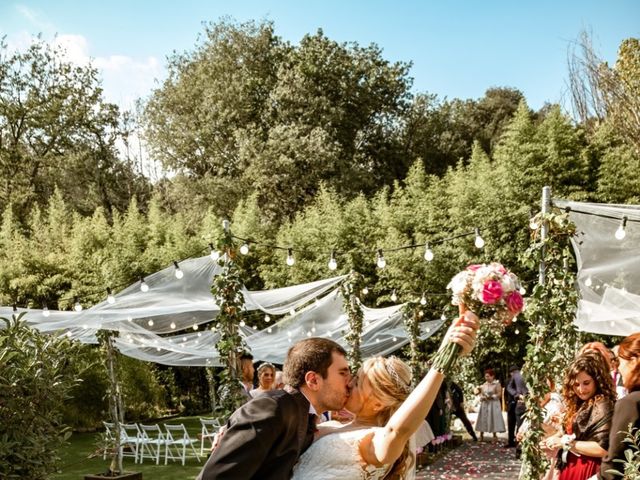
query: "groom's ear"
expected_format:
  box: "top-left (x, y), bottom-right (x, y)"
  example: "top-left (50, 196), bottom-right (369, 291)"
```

top-left (304, 371), bottom-right (321, 391)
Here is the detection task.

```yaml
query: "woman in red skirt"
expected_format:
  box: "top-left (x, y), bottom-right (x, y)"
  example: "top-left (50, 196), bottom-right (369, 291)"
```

top-left (544, 352), bottom-right (615, 480)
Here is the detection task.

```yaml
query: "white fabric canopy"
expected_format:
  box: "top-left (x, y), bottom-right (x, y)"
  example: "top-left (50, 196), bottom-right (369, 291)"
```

top-left (554, 199), bottom-right (640, 336)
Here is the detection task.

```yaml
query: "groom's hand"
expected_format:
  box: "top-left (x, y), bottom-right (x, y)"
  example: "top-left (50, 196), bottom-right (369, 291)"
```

top-left (444, 311), bottom-right (479, 356)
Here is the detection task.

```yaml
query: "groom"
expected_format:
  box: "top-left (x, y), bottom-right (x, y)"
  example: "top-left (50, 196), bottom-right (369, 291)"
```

top-left (196, 337), bottom-right (352, 479)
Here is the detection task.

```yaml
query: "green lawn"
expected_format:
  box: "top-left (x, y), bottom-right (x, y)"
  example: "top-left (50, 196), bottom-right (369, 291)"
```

top-left (54, 416), bottom-right (208, 480)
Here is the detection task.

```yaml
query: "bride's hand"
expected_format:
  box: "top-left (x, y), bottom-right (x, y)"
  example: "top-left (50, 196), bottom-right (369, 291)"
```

top-left (441, 310), bottom-right (479, 356)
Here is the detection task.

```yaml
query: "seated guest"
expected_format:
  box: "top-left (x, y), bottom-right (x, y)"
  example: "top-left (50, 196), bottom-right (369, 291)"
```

top-left (599, 333), bottom-right (640, 479)
top-left (250, 362), bottom-right (276, 397)
top-left (543, 352), bottom-right (615, 480)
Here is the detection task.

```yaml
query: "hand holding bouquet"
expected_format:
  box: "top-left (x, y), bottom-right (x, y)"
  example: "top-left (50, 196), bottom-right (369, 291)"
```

top-left (432, 263), bottom-right (525, 375)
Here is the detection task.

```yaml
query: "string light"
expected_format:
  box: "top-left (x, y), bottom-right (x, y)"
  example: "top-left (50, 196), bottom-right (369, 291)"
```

top-left (420, 293), bottom-right (427, 306)
top-left (361, 286), bottom-right (369, 296)
top-left (42, 304), bottom-right (50, 317)
top-left (240, 243), bottom-right (250, 255)
top-left (267, 327), bottom-right (272, 333)
top-left (585, 277), bottom-right (593, 287)
top-left (376, 249), bottom-right (386, 269)
top-left (173, 261), bottom-right (184, 279)
top-left (286, 248), bottom-right (295, 266)
top-left (170, 322), bottom-right (176, 329)
top-left (239, 320), bottom-right (246, 327)
top-left (73, 297), bottom-right (83, 312)
top-left (139, 277), bottom-right (149, 292)
top-left (390, 289), bottom-right (398, 302)
top-left (264, 314), bottom-right (271, 323)
top-left (424, 243), bottom-right (434, 262)
top-left (192, 324), bottom-right (198, 331)
top-left (529, 214), bottom-right (539, 230)
top-left (474, 228), bottom-right (485, 249)
top-left (392, 336), bottom-right (397, 342)
top-left (106, 287), bottom-right (116, 304)
top-left (148, 319), bottom-right (154, 326)
top-left (615, 216), bottom-right (628, 240)
top-left (328, 250), bottom-right (338, 271)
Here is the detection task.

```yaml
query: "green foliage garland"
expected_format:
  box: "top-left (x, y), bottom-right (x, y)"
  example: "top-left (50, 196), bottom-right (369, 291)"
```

top-left (401, 301), bottom-right (429, 382)
top-left (341, 272), bottom-right (365, 372)
top-left (519, 211), bottom-right (580, 479)
top-left (211, 224), bottom-right (248, 419)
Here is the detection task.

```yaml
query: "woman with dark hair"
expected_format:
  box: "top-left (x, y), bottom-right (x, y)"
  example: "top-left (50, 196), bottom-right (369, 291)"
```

top-left (544, 352), bottom-right (615, 480)
top-left (474, 368), bottom-right (505, 442)
top-left (599, 333), bottom-right (640, 479)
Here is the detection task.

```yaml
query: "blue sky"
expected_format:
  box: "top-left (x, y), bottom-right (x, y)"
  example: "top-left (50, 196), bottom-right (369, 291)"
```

top-left (1, 1), bottom-right (639, 111)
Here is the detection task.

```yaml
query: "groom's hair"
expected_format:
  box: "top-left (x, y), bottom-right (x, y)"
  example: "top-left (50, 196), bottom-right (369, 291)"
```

top-left (283, 338), bottom-right (347, 388)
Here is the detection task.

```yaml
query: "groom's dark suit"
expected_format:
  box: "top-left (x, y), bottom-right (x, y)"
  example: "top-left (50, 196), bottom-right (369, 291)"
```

top-left (196, 387), bottom-right (315, 480)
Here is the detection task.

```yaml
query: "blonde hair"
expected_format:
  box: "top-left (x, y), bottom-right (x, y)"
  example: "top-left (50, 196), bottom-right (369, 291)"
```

top-left (360, 356), bottom-right (414, 479)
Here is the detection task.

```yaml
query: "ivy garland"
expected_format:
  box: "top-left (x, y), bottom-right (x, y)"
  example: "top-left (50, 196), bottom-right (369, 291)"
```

top-left (211, 224), bottom-right (249, 419)
top-left (341, 272), bottom-right (365, 372)
top-left (519, 210), bottom-right (580, 479)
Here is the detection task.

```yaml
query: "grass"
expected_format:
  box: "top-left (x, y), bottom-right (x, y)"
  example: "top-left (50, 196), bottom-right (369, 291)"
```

top-left (54, 416), bottom-right (207, 480)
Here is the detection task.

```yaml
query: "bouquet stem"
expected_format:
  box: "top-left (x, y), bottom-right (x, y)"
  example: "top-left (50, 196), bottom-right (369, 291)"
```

top-left (431, 304), bottom-right (467, 376)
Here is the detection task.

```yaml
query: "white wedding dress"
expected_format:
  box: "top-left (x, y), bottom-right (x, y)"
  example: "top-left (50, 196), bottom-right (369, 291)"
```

top-left (292, 427), bottom-right (391, 479)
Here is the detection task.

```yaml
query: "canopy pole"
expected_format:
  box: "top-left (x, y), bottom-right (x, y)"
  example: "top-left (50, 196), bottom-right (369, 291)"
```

top-left (539, 186), bottom-right (552, 285)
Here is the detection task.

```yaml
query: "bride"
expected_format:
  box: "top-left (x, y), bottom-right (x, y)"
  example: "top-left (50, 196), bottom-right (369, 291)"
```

top-left (292, 310), bottom-right (479, 479)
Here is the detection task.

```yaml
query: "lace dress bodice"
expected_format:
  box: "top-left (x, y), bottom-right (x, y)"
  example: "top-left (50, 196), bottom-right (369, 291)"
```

top-left (292, 427), bottom-right (390, 480)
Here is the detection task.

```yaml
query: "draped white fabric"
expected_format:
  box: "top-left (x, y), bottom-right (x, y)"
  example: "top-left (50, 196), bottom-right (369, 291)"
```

top-left (554, 199), bottom-right (640, 336)
top-left (0, 254), bottom-right (446, 364)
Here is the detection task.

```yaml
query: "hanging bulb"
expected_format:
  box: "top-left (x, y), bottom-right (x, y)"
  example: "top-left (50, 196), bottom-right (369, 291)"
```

top-left (173, 261), bottom-right (184, 279)
top-left (240, 243), bottom-right (249, 255)
top-left (289, 308), bottom-right (296, 316)
top-left (515, 328), bottom-right (520, 335)
top-left (170, 322), bottom-right (176, 329)
top-left (441, 313), bottom-right (447, 320)
top-left (107, 287), bottom-right (116, 304)
top-left (264, 314), bottom-right (271, 323)
top-left (328, 250), bottom-right (338, 271)
top-left (474, 228), bottom-right (485, 249)
top-left (585, 277), bottom-right (593, 287)
top-left (424, 243), bottom-right (434, 262)
top-left (148, 319), bottom-right (154, 327)
top-left (361, 286), bottom-right (369, 296)
top-left (253, 325), bottom-right (258, 330)
top-left (376, 249), bottom-right (386, 269)
top-left (239, 320), bottom-right (246, 327)
top-left (529, 215), bottom-right (539, 230)
top-left (192, 324), bottom-right (198, 331)
top-left (42, 304), bottom-right (50, 317)
top-left (140, 277), bottom-right (149, 292)
top-left (615, 217), bottom-right (628, 240)
top-left (209, 243), bottom-right (220, 261)
top-left (267, 327), bottom-right (272, 333)
top-left (390, 290), bottom-right (398, 302)
top-left (392, 336), bottom-right (397, 342)
top-left (74, 298), bottom-right (83, 312)
top-left (286, 248), bottom-right (295, 266)
top-left (420, 294), bottom-right (427, 305)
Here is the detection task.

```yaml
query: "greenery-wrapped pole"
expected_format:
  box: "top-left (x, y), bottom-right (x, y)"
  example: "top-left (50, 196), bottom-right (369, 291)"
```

top-left (401, 301), bottom-right (427, 383)
top-left (519, 202), bottom-right (580, 479)
top-left (211, 220), bottom-right (248, 419)
top-left (341, 271), bottom-right (364, 372)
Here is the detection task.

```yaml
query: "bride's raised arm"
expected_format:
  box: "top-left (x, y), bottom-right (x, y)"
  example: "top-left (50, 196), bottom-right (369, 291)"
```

top-left (360, 310), bottom-right (480, 467)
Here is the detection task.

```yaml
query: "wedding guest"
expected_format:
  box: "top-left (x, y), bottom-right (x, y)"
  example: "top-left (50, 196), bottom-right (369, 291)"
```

top-left (544, 352), bottom-right (615, 480)
top-left (450, 380), bottom-right (478, 441)
top-left (239, 352), bottom-right (255, 400)
top-left (599, 333), bottom-right (640, 479)
top-left (610, 346), bottom-right (627, 399)
top-left (475, 368), bottom-right (505, 442)
top-left (507, 364), bottom-right (528, 452)
top-left (579, 342), bottom-right (613, 372)
top-left (250, 362), bottom-right (276, 397)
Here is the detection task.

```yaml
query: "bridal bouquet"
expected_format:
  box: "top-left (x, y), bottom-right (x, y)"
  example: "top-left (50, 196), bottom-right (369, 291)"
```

top-left (432, 263), bottom-right (525, 374)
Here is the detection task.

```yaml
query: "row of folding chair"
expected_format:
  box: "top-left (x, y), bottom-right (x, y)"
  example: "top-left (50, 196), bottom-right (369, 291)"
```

top-left (199, 417), bottom-right (223, 456)
top-left (103, 421), bottom-right (202, 465)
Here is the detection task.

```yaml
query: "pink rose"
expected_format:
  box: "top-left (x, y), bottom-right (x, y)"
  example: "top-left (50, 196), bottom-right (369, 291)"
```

top-left (505, 291), bottom-right (524, 314)
top-left (480, 280), bottom-right (503, 304)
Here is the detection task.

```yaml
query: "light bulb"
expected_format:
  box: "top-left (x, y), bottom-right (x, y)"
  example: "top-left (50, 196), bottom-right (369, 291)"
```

top-left (197, 332), bottom-right (202, 337)
top-left (140, 277), bottom-right (149, 292)
top-left (107, 294), bottom-right (116, 304)
top-left (173, 261), bottom-right (184, 279)
top-left (209, 244), bottom-right (220, 261)
top-left (267, 327), bottom-right (272, 333)
top-left (424, 244), bottom-right (434, 262)
top-left (289, 308), bottom-right (296, 316)
top-left (42, 305), bottom-right (50, 317)
top-left (192, 324), bottom-right (198, 331)
top-left (361, 287), bottom-right (369, 295)
top-left (376, 249), bottom-right (386, 269)
top-left (585, 277), bottom-right (593, 287)
top-left (311, 326), bottom-right (316, 333)
top-left (170, 322), bottom-right (176, 329)
top-left (328, 251), bottom-right (337, 271)
top-left (252, 325), bottom-right (257, 330)
top-left (515, 329), bottom-right (520, 335)
top-left (239, 320), bottom-right (246, 327)
top-left (265, 314), bottom-right (271, 323)
top-left (392, 336), bottom-right (397, 342)
top-left (306, 331), bottom-right (312, 337)
top-left (74, 300), bottom-right (83, 312)
top-left (148, 319), bottom-right (154, 326)
top-left (615, 217), bottom-right (627, 240)
top-left (441, 313), bottom-right (447, 320)
top-left (286, 248), bottom-right (295, 266)
top-left (474, 228), bottom-right (485, 249)
top-left (529, 217), bottom-right (539, 230)
top-left (240, 243), bottom-right (249, 255)
top-left (420, 295), bottom-right (427, 305)
top-left (390, 290), bottom-right (398, 302)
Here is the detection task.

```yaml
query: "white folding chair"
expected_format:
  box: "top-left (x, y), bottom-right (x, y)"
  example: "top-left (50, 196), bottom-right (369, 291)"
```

top-left (102, 421), bottom-right (116, 460)
top-left (119, 423), bottom-right (143, 463)
top-left (164, 424), bottom-right (201, 465)
top-left (199, 418), bottom-right (222, 456)
top-left (138, 424), bottom-right (166, 464)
